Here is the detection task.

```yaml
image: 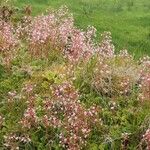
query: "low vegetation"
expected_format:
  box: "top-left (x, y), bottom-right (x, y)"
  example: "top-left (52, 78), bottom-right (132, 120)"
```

top-left (0, 1), bottom-right (150, 150)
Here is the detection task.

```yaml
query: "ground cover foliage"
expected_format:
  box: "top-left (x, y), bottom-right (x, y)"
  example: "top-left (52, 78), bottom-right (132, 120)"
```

top-left (0, 2), bottom-right (150, 150)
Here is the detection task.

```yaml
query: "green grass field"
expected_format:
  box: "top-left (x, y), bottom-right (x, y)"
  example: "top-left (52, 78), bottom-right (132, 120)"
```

top-left (15, 0), bottom-right (150, 57)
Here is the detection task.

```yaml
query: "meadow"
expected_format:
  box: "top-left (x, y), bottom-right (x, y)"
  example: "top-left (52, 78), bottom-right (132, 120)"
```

top-left (0, 0), bottom-right (150, 150)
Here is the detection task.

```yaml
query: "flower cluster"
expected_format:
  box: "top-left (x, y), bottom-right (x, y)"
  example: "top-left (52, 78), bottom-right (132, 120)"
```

top-left (98, 31), bottom-right (115, 57)
top-left (27, 6), bottom-right (73, 57)
top-left (92, 50), bottom-right (139, 97)
top-left (20, 107), bottom-right (38, 129)
top-left (4, 133), bottom-right (31, 149)
top-left (19, 83), bottom-right (38, 129)
top-left (65, 26), bottom-right (97, 61)
top-left (13, 6), bottom-right (98, 61)
top-left (0, 21), bottom-right (17, 51)
top-left (0, 6), bottom-right (121, 63)
top-left (42, 83), bottom-right (100, 150)
top-left (138, 56), bottom-right (150, 101)
top-left (0, 21), bottom-right (18, 65)
top-left (7, 90), bottom-right (17, 102)
top-left (16, 16), bottom-right (32, 40)
top-left (92, 59), bottom-right (112, 96)
top-left (22, 83), bottom-right (36, 94)
top-left (15, 82), bottom-right (100, 149)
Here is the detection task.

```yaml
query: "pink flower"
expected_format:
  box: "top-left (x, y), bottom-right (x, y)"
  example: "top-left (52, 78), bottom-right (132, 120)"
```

top-left (20, 107), bottom-right (38, 129)
top-left (42, 83), bottom-right (100, 150)
top-left (143, 129), bottom-right (150, 150)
